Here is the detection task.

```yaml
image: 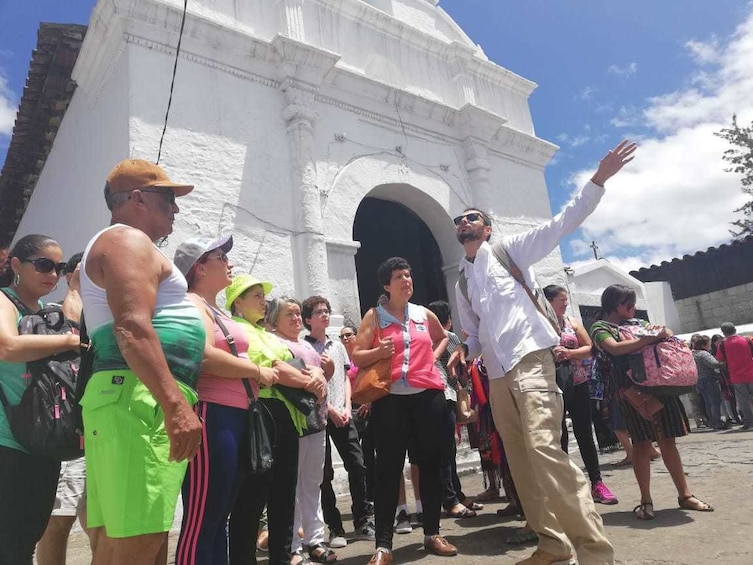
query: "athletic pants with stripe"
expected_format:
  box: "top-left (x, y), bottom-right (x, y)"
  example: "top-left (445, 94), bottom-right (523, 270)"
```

top-left (176, 401), bottom-right (247, 565)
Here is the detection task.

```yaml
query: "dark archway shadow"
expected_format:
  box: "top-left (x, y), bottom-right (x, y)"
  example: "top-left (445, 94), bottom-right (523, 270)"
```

top-left (353, 197), bottom-right (448, 315)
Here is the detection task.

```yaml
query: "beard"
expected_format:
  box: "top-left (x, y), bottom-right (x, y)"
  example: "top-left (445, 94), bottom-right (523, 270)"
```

top-left (456, 229), bottom-right (483, 244)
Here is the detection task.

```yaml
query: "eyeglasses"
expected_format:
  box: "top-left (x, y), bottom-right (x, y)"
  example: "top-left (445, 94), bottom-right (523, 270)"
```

top-left (202, 252), bottom-right (228, 264)
top-left (21, 257), bottom-right (68, 275)
top-left (312, 309), bottom-right (330, 317)
top-left (340, 332), bottom-right (355, 340)
top-left (285, 311), bottom-right (302, 320)
top-left (453, 212), bottom-right (483, 226)
top-left (134, 187), bottom-right (176, 205)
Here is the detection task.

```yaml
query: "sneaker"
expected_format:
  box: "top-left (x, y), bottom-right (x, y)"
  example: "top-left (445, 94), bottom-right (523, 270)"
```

top-left (328, 528), bottom-right (347, 548)
top-left (412, 512), bottom-right (423, 527)
top-left (395, 510), bottom-right (412, 534)
top-left (354, 521), bottom-right (376, 541)
top-left (591, 481), bottom-right (618, 505)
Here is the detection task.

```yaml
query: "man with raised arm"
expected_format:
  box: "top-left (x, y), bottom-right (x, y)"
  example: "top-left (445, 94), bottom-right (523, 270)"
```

top-left (79, 159), bottom-right (206, 565)
top-left (451, 141), bottom-right (636, 565)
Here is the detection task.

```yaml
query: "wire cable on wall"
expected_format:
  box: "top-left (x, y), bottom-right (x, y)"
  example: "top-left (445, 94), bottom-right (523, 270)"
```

top-left (156, 0), bottom-right (189, 165)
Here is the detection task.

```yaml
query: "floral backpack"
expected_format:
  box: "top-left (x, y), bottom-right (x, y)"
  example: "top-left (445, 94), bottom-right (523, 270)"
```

top-left (613, 320), bottom-right (697, 396)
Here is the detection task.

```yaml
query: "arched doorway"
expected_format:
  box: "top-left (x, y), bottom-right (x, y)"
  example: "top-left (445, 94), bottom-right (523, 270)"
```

top-left (353, 197), bottom-right (448, 315)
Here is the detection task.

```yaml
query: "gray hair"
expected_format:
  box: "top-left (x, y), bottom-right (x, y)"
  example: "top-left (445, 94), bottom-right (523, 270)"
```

top-left (265, 296), bottom-right (301, 328)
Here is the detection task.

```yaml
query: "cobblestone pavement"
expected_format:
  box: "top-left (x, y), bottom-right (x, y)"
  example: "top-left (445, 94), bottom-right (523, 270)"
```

top-left (60, 426), bottom-right (753, 564)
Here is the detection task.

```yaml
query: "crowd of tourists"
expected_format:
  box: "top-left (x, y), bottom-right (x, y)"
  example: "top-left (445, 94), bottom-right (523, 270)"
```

top-left (0, 138), bottom-right (729, 565)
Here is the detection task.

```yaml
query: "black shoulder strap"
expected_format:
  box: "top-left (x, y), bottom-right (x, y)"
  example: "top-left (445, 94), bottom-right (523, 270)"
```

top-left (0, 288), bottom-right (33, 316)
top-left (204, 301), bottom-right (255, 401)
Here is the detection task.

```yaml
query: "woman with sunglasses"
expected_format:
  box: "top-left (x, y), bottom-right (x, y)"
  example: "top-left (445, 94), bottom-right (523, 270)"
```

top-left (543, 285), bottom-right (618, 505)
top-left (225, 276), bottom-right (327, 565)
top-left (590, 284), bottom-right (712, 520)
top-left (0, 234), bottom-right (80, 564)
top-left (172, 235), bottom-right (279, 565)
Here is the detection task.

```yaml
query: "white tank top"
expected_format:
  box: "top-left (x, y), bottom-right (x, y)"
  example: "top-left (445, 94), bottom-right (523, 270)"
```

top-left (80, 224), bottom-right (206, 387)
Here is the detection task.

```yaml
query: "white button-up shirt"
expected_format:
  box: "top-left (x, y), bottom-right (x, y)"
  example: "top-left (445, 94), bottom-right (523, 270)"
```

top-left (456, 181), bottom-right (605, 379)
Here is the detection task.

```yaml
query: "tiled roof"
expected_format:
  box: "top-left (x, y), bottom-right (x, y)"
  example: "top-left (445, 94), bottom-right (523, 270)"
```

top-left (0, 23), bottom-right (86, 246)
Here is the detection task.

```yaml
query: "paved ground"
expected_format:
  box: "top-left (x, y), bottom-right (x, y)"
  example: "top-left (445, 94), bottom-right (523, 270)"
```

top-left (60, 425), bottom-right (753, 564)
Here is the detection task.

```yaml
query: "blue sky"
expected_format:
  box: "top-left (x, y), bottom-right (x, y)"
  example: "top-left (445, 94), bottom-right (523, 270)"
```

top-left (2, 1), bottom-right (752, 271)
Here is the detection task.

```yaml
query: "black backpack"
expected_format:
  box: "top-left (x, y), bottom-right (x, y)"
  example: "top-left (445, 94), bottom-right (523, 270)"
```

top-left (0, 289), bottom-right (90, 461)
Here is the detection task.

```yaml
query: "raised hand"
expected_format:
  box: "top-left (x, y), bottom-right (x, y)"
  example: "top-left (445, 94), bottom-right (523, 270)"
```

top-left (591, 140), bottom-right (637, 186)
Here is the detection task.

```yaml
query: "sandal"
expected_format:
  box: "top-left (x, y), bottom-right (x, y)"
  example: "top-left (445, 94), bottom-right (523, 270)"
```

top-left (462, 499), bottom-right (484, 511)
top-left (496, 504), bottom-right (522, 518)
top-left (505, 528), bottom-right (538, 545)
top-left (476, 487), bottom-right (502, 501)
top-left (291, 550), bottom-right (312, 565)
top-left (613, 457), bottom-right (632, 467)
top-left (633, 501), bottom-right (655, 520)
top-left (678, 495), bottom-right (714, 512)
top-left (447, 505), bottom-right (477, 518)
top-left (306, 543), bottom-right (337, 564)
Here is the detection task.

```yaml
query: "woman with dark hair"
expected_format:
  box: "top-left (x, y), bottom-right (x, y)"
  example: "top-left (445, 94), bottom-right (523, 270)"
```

top-left (590, 284), bottom-right (712, 520)
top-left (0, 234), bottom-right (80, 564)
top-left (710, 334), bottom-right (740, 425)
top-left (225, 275), bottom-right (326, 565)
top-left (351, 257), bottom-right (454, 565)
top-left (543, 285), bottom-right (617, 505)
top-left (692, 336), bottom-right (725, 431)
top-left (172, 235), bottom-right (279, 565)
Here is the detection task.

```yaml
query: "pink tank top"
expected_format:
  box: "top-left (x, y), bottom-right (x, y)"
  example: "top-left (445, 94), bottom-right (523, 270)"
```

top-left (197, 313), bottom-right (258, 409)
top-left (377, 303), bottom-right (443, 392)
top-left (559, 317), bottom-right (589, 385)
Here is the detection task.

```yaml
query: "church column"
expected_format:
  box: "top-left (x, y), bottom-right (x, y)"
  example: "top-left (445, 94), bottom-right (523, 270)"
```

top-left (457, 104), bottom-right (506, 216)
top-left (272, 35), bottom-right (339, 297)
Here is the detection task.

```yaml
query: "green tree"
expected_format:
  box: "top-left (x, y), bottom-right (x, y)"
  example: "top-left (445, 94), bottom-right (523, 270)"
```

top-left (716, 114), bottom-right (753, 238)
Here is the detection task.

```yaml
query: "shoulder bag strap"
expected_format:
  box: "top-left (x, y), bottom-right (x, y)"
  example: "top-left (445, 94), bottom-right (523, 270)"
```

top-left (0, 289), bottom-right (33, 409)
top-left (203, 300), bottom-right (256, 401)
top-left (0, 288), bottom-right (33, 316)
top-left (458, 269), bottom-right (470, 305)
top-left (490, 246), bottom-right (560, 334)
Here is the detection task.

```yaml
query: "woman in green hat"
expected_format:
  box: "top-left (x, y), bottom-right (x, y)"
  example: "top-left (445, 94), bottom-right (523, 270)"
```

top-left (226, 275), bottom-right (327, 565)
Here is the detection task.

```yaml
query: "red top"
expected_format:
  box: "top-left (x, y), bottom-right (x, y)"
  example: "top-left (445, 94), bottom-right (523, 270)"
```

top-left (716, 335), bottom-right (753, 384)
top-left (377, 303), bottom-right (444, 392)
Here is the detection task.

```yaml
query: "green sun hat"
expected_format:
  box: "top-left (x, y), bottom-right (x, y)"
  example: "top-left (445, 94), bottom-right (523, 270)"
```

top-left (225, 274), bottom-right (273, 311)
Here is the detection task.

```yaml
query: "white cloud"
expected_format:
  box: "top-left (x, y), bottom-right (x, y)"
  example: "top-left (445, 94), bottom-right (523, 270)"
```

top-left (577, 86), bottom-right (597, 101)
top-left (0, 74), bottom-right (17, 137)
top-left (685, 38), bottom-right (721, 65)
top-left (607, 62), bottom-right (638, 78)
top-left (565, 9), bottom-right (753, 270)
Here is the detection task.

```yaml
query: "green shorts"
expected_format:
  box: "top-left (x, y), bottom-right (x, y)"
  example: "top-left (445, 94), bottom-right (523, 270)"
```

top-left (80, 370), bottom-right (198, 538)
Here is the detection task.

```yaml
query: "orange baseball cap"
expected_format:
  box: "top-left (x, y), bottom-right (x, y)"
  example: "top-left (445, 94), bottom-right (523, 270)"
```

top-left (105, 159), bottom-right (194, 197)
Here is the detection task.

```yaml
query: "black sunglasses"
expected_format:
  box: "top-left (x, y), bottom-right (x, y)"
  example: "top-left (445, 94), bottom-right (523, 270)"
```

top-left (135, 187), bottom-right (176, 205)
top-left (453, 212), bottom-right (482, 226)
top-left (22, 257), bottom-right (68, 275)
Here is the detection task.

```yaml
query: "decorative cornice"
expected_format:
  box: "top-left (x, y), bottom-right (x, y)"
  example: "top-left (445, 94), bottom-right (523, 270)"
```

top-left (325, 238), bottom-right (361, 255)
top-left (124, 33), bottom-right (280, 89)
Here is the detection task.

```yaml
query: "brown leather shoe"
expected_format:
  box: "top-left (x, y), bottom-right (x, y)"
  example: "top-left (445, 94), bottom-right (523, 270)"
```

top-left (515, 549), bottom-right (574, 565)
top-left (367, 549), bottom-right (393, 565)
top-left (424, 535), bottom-right (458, 556)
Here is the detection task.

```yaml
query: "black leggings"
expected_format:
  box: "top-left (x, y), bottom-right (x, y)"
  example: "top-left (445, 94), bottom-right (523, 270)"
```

top-left (560, 382), bottom-right (602, 485)
top-left (440, 400), bottom-right (466, 510)
top-left (229, 398), bottom-right (299, 565)
top-left (0, 445), bottom-right (60, 565)
top-left (370, 390), bottom-right (447, 550)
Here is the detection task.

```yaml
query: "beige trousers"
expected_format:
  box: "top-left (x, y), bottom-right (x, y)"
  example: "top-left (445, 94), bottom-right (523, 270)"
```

top-left (488, 349), bottom-right (614, 565)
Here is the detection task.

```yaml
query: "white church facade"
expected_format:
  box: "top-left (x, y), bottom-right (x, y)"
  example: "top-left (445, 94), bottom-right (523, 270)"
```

top-left (14, 0), bottom-right (575, 324)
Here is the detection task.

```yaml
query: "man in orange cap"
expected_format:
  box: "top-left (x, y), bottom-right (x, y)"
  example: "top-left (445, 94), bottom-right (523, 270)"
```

top-left (79, 159), bottom-right (206, 565)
